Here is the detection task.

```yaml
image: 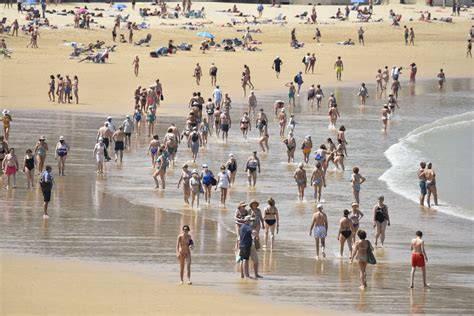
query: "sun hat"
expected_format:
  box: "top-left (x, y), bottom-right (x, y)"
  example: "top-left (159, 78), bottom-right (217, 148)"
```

top-left (2, 109), bottom-right (9, 114)
top-left (39, 135), bottom-right (46, 140)
top-left (249, 199), bottom-right (259, 208)
top-left (238, 201), bottom-right (247, 208)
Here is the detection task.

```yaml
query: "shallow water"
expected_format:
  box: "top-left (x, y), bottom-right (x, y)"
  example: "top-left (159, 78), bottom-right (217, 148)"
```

top-left (1, 78), bottom-right (473, 314)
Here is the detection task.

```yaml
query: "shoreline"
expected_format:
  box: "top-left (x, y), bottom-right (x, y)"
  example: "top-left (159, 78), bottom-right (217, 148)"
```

top-left (1, 250), bottom-right (330, 316)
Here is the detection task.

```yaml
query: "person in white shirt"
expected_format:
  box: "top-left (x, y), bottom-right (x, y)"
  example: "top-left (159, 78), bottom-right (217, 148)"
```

top-left (215, 164), bottom-right (231, 206)
top-left (121, 115), bottom-right (134, 148)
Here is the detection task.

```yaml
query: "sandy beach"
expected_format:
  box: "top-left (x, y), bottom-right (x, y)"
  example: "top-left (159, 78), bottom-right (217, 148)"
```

top-left (1, 2), bottom-right (473, 315)
top-left (1, 2), bottom-right (473, 117)
top-left (1, 251), bottom-right (327, 316)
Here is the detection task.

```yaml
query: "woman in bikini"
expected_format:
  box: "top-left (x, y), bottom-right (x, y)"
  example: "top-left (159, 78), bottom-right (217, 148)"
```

top-left (152, 148), bottom-right (168, 189)
top-left (189, 170), bottom-right (202, 209)
top-left (48, 75), bottom-right (55, 102)
top-left (215, 165), bottom-right (231, 206)
top-left (278, 108), bottom-right (287, 137)
top-left (315, 84), bottom-right (324, 110)
top-left (311, 162), bottom-right (326, 202)
top-left (326, 138), bottom-right (337, 171)
top-left (34, 136), bottom-right (48, 174)
top-left (263, 198), bottom-right (279, 250)
top-left (148, 135), bottom-right (160, 167)
top-left (382, 66), bottom-right (389, 90)
top-left (337, 126), bottom-right (348, 155)
top-left (259, 124), bottom-right (269, 152)
top-left (328, 104), bottom-right (340, 129)
top-left (240, 112), bottom-right (250, 140)
top-left (194, 63), bottom-right (202, 85)
top-left (334, 139), bottom-right (346, 171)
top-left (338, 209), bottom-right (355, 259)
top-left (213, 107), bottom-right (221, 137)
top-left (177, 164), bottom-right (192, 204)
top-left (382, 105), bottom-right (390, 132)
top-left (301, 136), bottom-right (312, 164)
top-left (376, 69), bottom-right (383, 93)
top-left (284, 131), bottom-right (296, 163)
top-left (373, 196), bottom-right (390, 247)
top-left (23, 149), bottom-right (35, 189)
top-left (350, 230), bottom-right (374, 289)
top-left (2, 109), bottom-right (12, 142)
top-left (176, 225), bottom-right (194, 285)
top-left (350, 202), bottom-right (364, 243)
top-left (132, 55), bottom-right (140, 77)
top-left (351, 167), bottom-right (366, 204)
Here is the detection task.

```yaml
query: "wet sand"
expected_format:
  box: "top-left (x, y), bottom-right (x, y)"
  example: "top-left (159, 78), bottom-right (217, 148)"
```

top-left (1, 79), bottom-right (473, 314)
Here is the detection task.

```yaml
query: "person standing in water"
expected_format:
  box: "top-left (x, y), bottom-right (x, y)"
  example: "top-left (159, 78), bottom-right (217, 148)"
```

top-left (382, 105), bottom-right (390, 132)
top-left (351, 167), bottom-right (366, 204)
top-left (437, 69), bottom-right (446, 90)
top-left (309, 203), bottom-right (328, 259)
top-left (189, 170), bottom-right (202, 209)
top-left (418, 162), bottom-right (427, 206)
top-left (373, 196), bottom-right (390, 247)
top-left (2, 148), bottom-right (18, 189)
top-left (132, 55), bottom-right (139, 77)
top-left (350, 202), bottom-right (364, 243)
top-left (216, 164), bottom-right (231, 206)
top-left (176, 225), bottom-right (194, 285)
top-left (278, 108), bottom-right (287, 137)
top-left (263, 198), bottom-right (279, 250)
top-left (350, 230), bottom-right (374, 289)
top-left (112, 126), bottom-right (125, 163)
top-left (93, 138), bottom-right (106, 174)
top-left (40, 165), bottom-right (54, 218)
top-left (338, 209), bottom-right (354, 258)
top-left (301, 135), bottom-right (313, 164)
top-left (121, 115), bottom-right (134, 149)
top-left (311, 162), bottom-right (326, 202)
top-left (177, 164), bottom-right (192, 204)
top-left (284, 131), bottom-right (296, 163)
top-left (153, 148), bottom-right (168, 189)
top-left (245, 151), bottom-right (260, 187)
top-left (34, 135), bottom-right (49, 174)
top-left (423, 162), bottom-right (438, 208)
top-left (294, 163), bottom-right (307, 202)
top-left (54, 136), bottom-right (70, 176)
top-left (23, 149), bottom-right (35, 189)
top-left (410, 231), bottom-right (429, 288)
top-left (334, 56), bottom-right (344, 81)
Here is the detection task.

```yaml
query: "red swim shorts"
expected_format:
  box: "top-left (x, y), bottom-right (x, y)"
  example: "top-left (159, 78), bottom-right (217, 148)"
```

top-left (412, 253), bottom-right (425, 268)
top-left (5, 165), bottom-right (17, 176)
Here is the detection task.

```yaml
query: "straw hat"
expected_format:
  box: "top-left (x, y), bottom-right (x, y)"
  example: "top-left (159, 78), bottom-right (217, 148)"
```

top-left (238, 201), bottom-right (247, 208)
top-left (249, 199), bottom-right (259, 208)
top-left (39, 135), bottom-right (46, 140)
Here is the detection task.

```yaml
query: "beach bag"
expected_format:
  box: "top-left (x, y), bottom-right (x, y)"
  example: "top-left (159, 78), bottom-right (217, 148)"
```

top-left (211, 177), bottom-right (217, 186)
top-left (39, 173), bottom-right (52, 190)
top-left (160, 94), bottom-right (164, 101)
top-left (254, 238), bottom-right (261, 250)
top-left (294, 75), bottom-right (298, 83)
top-left (301, 56), bottom-right (306, 63)
top-left (367, 241), bottom-right (377, 265)
top-left (315, 153), bottom-right (322, 161)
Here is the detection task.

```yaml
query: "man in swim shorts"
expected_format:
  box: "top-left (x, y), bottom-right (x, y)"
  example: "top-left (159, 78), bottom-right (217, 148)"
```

top-left (239, 215), bottom-right (254, 279)
top-left (112, 126), bottom-right (125, 163)
top-left (418, 161), bottom-right (427, 206)
top-left (309, 203), bottom-right (328, 259)
top-left (410, 231), bottom-right (429, 288)
top-left (334, 56), bottom-right (344, 81)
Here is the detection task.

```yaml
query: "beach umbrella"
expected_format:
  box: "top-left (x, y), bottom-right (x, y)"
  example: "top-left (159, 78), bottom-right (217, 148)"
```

top-left (351, 0), bottom-right (366, 2)
top-left (112, 3), bottom-right (127, 10)
top-left (196, 32), bottom-right (215, 39)
top-left (22, 0), bottom-right (37, 5)
top-left (77, 8), bottom-right (88, 14)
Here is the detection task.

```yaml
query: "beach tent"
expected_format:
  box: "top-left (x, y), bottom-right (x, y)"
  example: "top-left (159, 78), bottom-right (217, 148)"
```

top-left (196, 32), bottom-right (215, 39)
top-left (112, 3), bottom-right (127, 10)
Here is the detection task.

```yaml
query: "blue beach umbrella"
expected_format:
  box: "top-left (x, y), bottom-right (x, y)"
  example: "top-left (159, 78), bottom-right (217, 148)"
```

top-left (196, 32), bottom-right (215, 39)
top-left (23, 0), bottom-right (37, 5)
top-left (351, 0), bottom-right (367, 2)
top-left (112, 3), bottom-right (127, 10)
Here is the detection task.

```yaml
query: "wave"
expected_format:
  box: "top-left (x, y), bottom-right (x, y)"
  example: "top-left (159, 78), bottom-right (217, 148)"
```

top-left (379, 111), bottom-right (474, 221)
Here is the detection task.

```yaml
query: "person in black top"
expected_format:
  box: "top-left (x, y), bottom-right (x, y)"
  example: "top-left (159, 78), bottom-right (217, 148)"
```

top-left (272, 56), bottom-right (283, 78)
top-left (373, 196), bottom-right (390, 247)
top-left (40, 165), bottom-right (54, 218)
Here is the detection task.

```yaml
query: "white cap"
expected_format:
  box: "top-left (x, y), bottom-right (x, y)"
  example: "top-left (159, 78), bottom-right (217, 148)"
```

top-left (107, 116), bottom-right (112, 120)
top-left (202, 164), bottom-right (208, 168)
top-left (2, 109), bottom-right (9, 114)
top-left (126, 115), bottom-right (130, 118)
top-left (229, 153), bottom-right (234, 157)
top-left (59, 136), bottom-right (64, 141)
top-left (99, 137), bottom-right (104, 141)
top-left (316, 203), bottom-right (323, 209)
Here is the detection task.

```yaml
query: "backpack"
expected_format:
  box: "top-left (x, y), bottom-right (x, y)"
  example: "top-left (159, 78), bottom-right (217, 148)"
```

top-left (40, 172), bottom-right (52, 190)
top-left (302, 56), bottom-right (306, 63)
top-left (294, 75), bottom-right (299, 83)
top-left (191, 132), bottom-right (199, 142)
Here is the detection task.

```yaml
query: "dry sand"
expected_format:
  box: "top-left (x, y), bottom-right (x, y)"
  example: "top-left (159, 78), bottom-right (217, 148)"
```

top-left (1, 251), bottom-right (336, 316)
top-left (0, 2), bottom-right (472, 117)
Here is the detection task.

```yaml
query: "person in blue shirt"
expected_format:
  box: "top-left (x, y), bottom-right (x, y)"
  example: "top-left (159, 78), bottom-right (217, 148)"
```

top-left (295, 71), bottom-right (304, 95)
top-left (257, 4), bottom-right (264, 17)
top-left (40, 165), bottom-right (54, 218)
top-left (239, 215), bottom-right (253, 278)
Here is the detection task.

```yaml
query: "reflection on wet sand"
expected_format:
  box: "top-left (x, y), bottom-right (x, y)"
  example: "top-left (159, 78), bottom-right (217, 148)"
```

top-left (1, 79), bottom-right (473, 314)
